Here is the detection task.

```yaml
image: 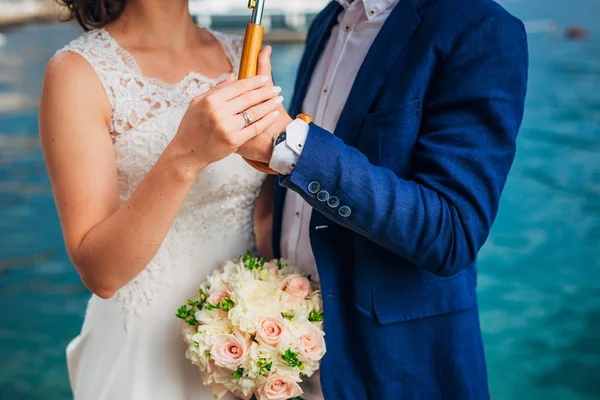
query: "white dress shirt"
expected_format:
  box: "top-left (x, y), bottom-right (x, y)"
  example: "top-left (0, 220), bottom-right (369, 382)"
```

top-left (271, 0), bottom-right (400, 283)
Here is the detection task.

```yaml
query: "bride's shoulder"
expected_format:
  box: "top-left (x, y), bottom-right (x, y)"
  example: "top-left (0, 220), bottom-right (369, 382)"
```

top-left (45, 29), bottom-right (116, 114)
top-left (48, 30), bottom-right (109, 83)
top-left (49, 29), bottom-right (122, 90)
top-left (55, 29), bottom-right (114, 59)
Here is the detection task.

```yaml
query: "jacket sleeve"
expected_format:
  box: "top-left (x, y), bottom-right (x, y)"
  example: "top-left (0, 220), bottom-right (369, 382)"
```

top-left (280, 14), bottom-right (529, 277)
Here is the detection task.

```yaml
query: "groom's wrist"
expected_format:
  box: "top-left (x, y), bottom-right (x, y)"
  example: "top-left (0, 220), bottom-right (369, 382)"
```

top-left (269, 118), bottom-right (310, 175)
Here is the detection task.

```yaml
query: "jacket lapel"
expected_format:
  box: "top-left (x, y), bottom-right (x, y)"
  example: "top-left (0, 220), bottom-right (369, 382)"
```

top-left (272, 1), bottom-right (343, 258)
top-left (334, 0), bottom-right (421, 144)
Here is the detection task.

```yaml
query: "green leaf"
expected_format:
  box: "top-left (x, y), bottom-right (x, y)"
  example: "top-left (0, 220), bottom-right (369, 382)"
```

top-left (205, 297), bottom-right (235, 313)
top-left (281, 312), bottom-right (294, 320)
top-left (221, 297), bottom-right (235, 311)
top-left (264, 362), bottom-right (273, 372)
top-left (233, 367), bottom-right (244, 379)
top-left (282, 349), bottom-right (303, 369)
top-left (308, 311), bottom-right (324, 322)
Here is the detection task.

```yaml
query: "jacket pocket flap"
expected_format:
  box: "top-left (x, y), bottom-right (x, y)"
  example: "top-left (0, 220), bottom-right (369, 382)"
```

top-left (373, 274), bottom-right (474, 325)
top-left (362, 99), bottom-right (421, 128)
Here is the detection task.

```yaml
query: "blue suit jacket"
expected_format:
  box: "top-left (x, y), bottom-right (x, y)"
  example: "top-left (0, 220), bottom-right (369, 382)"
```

top-left (272, 0), bottom-right (528, 398)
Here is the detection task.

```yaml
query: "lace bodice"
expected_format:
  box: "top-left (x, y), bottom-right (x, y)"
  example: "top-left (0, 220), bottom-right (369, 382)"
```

top-left (55, 29), bottom-right (265, 326)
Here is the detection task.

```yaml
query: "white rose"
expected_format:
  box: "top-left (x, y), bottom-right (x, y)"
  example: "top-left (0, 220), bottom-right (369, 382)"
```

top-left (276, 319), bottom-right (302, 354)
top-left (231, 280), bottom-right (283, 316)
top-left (229, 303), bottom-right (259, 333)
top-left (309, 290), bottom-right (323, 314)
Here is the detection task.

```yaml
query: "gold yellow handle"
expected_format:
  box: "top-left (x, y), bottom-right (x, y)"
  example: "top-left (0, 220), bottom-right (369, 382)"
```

top-left (238, 24), bottom-right (265, 80)
top-left (239, 23), bottom-right (278, 174)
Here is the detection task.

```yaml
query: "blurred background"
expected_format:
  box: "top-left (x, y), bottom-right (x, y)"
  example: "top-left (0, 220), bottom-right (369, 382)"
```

top-left (0, 0), bottom-right (598, 399)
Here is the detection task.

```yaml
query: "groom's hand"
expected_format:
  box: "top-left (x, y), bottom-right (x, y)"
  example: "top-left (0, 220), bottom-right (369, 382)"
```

top-left (236, 46), bottom-right (293, 164)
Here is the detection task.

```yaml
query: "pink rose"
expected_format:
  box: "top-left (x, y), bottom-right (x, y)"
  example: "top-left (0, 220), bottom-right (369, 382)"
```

top-left (206, 290), bottom-right (230, 306)
top-left (256, 316), bottom-right (285, 346)
top-left (263, 262), bottom-right (279, 276)
top-left (210, 331), bottom-right (251, 370)
top-left (280, 274), bottom-right (312, 300)
top-left (258, 373), bottom-right (303, 400)
top-left (299, 324), bottom-right (326, 361)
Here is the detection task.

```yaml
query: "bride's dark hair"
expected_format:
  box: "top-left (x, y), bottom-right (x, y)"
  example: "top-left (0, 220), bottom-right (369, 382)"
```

top-left (57, 0), bottom-right (126, 31)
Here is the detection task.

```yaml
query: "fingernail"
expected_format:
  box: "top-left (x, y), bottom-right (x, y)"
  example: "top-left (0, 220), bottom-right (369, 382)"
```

top-left (272, 86), bottom-right (282, 93)
top-left (274, 96), bottom-right (284, 105)
top-left (272, 110), bottom-right (280, 118)
top-left (259, 76), bottom-right (269, 82)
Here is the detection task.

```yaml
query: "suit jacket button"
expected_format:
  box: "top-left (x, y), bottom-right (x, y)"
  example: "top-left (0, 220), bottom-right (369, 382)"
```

top-left (327, 196), bottom-right (340, 208)
top-left (339, 206), bottom-right (352, 218)
top-left (308, 181), bottom-right (321, 194)
top-left (317, 190), bottom-right (330, 202)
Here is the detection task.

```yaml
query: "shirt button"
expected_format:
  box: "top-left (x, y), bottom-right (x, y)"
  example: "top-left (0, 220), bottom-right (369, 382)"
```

top-left (339, 206), bottom-right (352, 218)
top-left (369, 9), bottom-right (376, 16)
top-left (344, 25), bottom-right (352, 32)
top-left (308, 181), bottom-right (321, 194)
top-left (295, 211), bottom-right (301, 217)
top-left (317, 190), bottom-right (330, 202)
top-left (323, 88), bottom-right (328, 94)
top-left (327, 196), bottom-right (340, 208)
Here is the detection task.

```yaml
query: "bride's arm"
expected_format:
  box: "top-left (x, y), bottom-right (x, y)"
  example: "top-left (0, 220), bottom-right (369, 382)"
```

top-left (40, 53), bottom-right (282, 299)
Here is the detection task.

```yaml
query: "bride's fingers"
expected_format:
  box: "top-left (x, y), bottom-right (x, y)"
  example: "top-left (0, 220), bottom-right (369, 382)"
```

top-left (238, 109), bottom-right (280, 144)
top-left (215, 74), bottom-right (236, 87)
top-left (236, 96), bottom-right (284, 130)
top-left (190, 75), bottom-right (235, 104)
top-left (211, 75), bottom-right (270, 103)
top-left (228, 85), bottom-right (282, 115)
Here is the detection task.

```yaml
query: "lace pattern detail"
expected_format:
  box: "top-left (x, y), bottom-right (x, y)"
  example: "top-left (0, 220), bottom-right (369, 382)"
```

top-left (55, 28), bottom-right (242, 138)
top-left (55, 28), bottom-right (264, 328)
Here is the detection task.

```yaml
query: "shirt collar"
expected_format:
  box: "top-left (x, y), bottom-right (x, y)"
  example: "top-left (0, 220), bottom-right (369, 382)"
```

top-left (335, 0), bottom-right (400, 19)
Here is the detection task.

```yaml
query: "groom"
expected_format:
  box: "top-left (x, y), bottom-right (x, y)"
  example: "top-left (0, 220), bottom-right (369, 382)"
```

top-left (239, 0), bottom-right (528, 398)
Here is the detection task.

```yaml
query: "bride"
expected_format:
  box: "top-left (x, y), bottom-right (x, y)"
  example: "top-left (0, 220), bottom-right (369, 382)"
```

top-left (39, 0), bottom-right (287, 398)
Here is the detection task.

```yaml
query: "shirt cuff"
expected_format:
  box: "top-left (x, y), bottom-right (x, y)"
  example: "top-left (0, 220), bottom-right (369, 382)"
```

top-left (268, 118), bottom-right (310, 175)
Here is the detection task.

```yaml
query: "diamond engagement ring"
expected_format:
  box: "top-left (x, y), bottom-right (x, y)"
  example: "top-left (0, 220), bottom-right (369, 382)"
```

top-left (241, 111), bottom-right (253, 127)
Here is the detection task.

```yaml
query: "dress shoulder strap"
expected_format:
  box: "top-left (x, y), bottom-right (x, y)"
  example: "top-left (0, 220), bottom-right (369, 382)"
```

top-left (54, 29), bottom-right (137, 135)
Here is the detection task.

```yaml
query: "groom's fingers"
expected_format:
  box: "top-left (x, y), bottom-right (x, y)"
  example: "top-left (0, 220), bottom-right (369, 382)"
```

top-left (256, 46), bottom-right (273, 81)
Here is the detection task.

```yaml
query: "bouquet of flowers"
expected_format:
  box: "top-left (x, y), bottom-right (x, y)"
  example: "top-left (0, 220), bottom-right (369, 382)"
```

top-left (176, 253), bottom-right (325, 400)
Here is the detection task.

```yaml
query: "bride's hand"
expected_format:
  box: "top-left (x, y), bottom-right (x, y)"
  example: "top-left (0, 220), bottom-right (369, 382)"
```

top-left (171, 75), bottom-right (283, 173)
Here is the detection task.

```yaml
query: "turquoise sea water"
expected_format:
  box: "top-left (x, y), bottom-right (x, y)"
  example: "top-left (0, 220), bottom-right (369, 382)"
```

top-left (0, 1), bottom-right (598, 399)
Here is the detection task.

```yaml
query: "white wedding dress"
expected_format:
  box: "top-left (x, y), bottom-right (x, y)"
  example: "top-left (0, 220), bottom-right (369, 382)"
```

top-left (56, 29), bottom-right (266, 399)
